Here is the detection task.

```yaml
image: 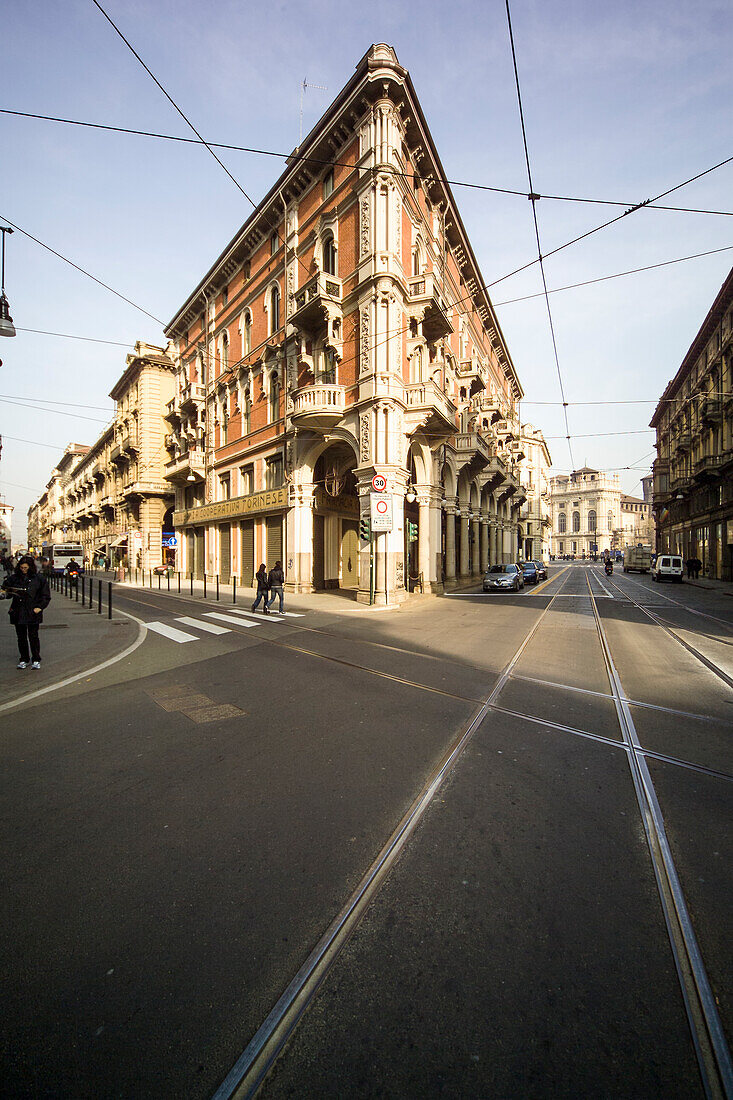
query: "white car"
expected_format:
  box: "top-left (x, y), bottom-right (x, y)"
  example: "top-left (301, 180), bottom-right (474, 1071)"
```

top-left (652, 554), bottom-right (684, 583)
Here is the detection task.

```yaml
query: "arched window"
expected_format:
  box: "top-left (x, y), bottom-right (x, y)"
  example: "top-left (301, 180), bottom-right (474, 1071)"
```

top-left (269, 285), bottom-right (280, 335)
top-left (221, 331), bottom-right (229, 373)
top-left (323, 236), bottom-right (337, 276)
top-left (243, 312), bottom-right (252, 355)
top-left (558, 512), bottom-right (567, 534)
top-left (588, 509), bottom-right (596, 532)
top-left (269, 371), bottom-right (280, 422)
top-left (572, 510), bottom-right (580, 533)
top-left (221, 397), bottom-right (229, 444)
top-left (608, 510), bottom-right (614, 531)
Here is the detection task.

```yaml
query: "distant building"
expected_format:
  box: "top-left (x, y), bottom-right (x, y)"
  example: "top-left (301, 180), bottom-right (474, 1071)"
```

top-left (517, 424), bottom-right (552, 560)
top-left (0, 500), bottom-right (13, 556)
top-left (619, 494), bottom-right (654, 548)
top-left (650, 266), bottom-right (733, 579)
top-left (27, 343), bottom-right (175, 568)
top-left (548, 467), bottom-right (621, 558)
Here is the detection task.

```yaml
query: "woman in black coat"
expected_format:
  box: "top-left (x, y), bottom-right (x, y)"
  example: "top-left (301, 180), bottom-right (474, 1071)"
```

top-left (250, 562), bottom-right (270, 614)
top-left (1, 555), bottom-right (52, 669)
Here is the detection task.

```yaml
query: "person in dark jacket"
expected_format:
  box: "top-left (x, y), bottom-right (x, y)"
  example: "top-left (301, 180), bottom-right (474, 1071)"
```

top-left (1, 555), bottom-right (52, 669)
top-left (251, 563), bottom-right (270, 614)
top-left (266, 560), bottom-right (285, 614)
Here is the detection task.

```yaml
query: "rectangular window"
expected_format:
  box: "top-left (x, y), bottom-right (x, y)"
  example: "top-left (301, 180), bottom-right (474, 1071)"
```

top-left (219, 475), bottom-right (231, 500)
top-left (239, 464), bottom-right (254, 495)
top-left (266, 455), bottom-right (284, 489)
top-left (323, 169), bottom-right (334, 199)
top-left (270, 232), bottom-right (279, 256)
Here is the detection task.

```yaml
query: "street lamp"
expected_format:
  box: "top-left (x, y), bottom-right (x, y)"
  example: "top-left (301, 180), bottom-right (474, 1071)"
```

top-left (0, 227), bottom-right (16, 338)
top-left (405, 485), bottom-right (417, 504)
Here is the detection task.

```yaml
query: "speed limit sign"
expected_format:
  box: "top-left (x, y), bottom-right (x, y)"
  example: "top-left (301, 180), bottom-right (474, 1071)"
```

top-left (371, 473), bottom-right (387, 492)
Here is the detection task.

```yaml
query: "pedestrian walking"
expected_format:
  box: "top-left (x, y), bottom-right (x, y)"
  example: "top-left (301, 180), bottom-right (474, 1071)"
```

top-left (1, 554), bottom-right (51, 670)
top-left (686, 557), bottom-right (694, 579)
top-left (251, 563), bottom-right (270, 614)
top-left (266, 560), bottom-right (285, 614)
top-left (693, 557), bottom-right (702, 579)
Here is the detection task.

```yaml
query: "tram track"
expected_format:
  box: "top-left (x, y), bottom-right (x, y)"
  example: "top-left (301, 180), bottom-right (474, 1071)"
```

top-left (211, 579), bottom-right (573, 1099)
top-left (600, 573), bottom-right (733, 691)
top-left (585, 572), bottom-right (733, 1100)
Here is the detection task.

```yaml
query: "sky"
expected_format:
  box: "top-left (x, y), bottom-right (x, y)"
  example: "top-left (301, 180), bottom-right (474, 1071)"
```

top-left (2, 0), bottom-right (732, 541)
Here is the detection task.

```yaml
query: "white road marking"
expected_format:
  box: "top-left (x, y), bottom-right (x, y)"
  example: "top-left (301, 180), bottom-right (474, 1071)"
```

top-left (147, 621), bottom-right (198, 643)
top-left (233, 607), bottom-right (304, 619)
top-left (176, 616), bottom-right (230, 635)
top-left (592, 572), bottom-right (615, 597)
top-left (226, 608), bottom-right (286, 622)
top-left (204, 612), bottom-right (261, 628)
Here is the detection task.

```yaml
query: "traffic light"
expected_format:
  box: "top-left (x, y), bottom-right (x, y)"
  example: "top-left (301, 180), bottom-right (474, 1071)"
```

top-left (359, 515), bottom-right (371, 541)
top-left (407, 520), bottom-right (418, 543)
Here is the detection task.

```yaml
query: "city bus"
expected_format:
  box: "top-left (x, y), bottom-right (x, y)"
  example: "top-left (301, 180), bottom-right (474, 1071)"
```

top-left (42, 543), bottom-right (84, 574)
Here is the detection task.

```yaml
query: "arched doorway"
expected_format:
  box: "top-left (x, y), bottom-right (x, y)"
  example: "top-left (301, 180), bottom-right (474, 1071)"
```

top-left (312, 443), bottom-right (359, 591)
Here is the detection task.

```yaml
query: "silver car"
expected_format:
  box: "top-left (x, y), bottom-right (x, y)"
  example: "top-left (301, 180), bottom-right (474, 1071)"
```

top-left (483, 563), bottom-right (524, 592)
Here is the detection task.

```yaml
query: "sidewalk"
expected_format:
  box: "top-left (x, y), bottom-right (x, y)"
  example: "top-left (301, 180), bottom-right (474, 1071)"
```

top-left (683, 574), bottom-right (733, 598)
top-left (0, 587), bottom-right (138, 707)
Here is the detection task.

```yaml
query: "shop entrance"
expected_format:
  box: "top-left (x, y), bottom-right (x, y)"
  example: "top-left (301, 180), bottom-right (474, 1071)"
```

top-left (312, 445), bottom-right (359, 592)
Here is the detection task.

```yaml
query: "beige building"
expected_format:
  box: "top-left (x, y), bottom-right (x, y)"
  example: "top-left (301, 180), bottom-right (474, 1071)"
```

top-left (517, 424), bottom-right (552, 561)
top-left (27, 343), bottom-right (176, 568)
top-left (549, 467), bottom-right (621, 558)
top-left (651, 266), bottom-right (733, 579)
top-left (618, 494), bottom-right (654, 548)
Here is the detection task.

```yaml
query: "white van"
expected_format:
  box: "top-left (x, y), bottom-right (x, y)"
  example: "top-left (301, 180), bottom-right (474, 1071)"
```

top-left (653, 554), bottom-right (684, 583)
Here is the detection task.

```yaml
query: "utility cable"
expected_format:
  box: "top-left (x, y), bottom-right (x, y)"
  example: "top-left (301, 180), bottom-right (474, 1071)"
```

top-left (1, 434), bottom-right (68, 451)
top-left (3, 107), bottom-right (732, 219)
top-left (15, 326), bottom-right (134, 347)
top-left (0, 393), bottom-right (114, 412)
top-left (88, 0), bottom-right (311, 283)
top-left (0, 212), bottom-right (165, 325)
top-left (504, 0), bottom-right (574, 470)
top-left (494, 244), bottom-right (733, 306)
top-left (0, 396), bottom-right (110, 423)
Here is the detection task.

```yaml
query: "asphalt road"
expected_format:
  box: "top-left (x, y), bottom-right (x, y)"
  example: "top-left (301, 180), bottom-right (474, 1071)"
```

top-left (1, 565), bottom-right (731, 1098)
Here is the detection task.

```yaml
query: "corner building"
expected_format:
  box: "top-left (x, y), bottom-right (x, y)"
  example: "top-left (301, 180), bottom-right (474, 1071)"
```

top-left (164, 44), bottom-right (525, 602)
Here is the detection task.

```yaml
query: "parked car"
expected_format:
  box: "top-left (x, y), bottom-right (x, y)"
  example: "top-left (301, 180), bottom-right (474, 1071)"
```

top-left (531, 559), bottom-right (547, 581)
top-left (521, 561), bottom-right (539, 585)
top-left (153, 564), bottom-right (174, 576)
top-left (652, 554), bottom-right (684, 583)
top-left (483, 563), bottom-right (524, 593)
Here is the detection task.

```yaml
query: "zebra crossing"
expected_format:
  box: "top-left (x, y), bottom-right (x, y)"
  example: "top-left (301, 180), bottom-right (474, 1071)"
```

top-left (145, 606), bottom-right (305, 644)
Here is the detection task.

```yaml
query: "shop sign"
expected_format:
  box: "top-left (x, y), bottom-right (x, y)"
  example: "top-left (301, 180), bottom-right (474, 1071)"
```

top-left (173, 486), bottom-right (287, 527)
top-left (314, 487), bottom-right (359, 516)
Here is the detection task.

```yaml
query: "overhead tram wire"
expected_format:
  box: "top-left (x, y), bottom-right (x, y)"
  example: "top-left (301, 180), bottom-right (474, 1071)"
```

top-left (88, 0), bottom-right (311, 283)
top-left (504, 0), bottom-right (574, 470)
top-left (0, 393), bottom-right (114, 412)
top-left (0, 212), bottom-right (166, 326)
top-left (3, 108), bottom-right (733, 219)
top-left (0, 397), bottom-right (110, 423)
top-left (15, 326), bottom-right (134, 348)
top-left (493, 244), bottom-right (733, 306)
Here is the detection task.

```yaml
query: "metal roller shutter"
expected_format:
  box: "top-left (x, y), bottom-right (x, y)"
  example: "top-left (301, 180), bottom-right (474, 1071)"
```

top-left (240, 520), bottom-right (254, 586)
top-left (266, 514), bottom-right (283, 569)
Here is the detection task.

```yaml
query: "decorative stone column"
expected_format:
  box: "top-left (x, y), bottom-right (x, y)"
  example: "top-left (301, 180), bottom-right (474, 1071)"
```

top-left (459, 508), bottom-right (470, 579)
top-left (288, 481), bottom-right (315, 592)
top-left (415, 485), bottom-right (443, 593)
top-left (489, 521), bottom-right (497, 566)
top-left (444, 499), bottom-right (457, 586)
top-left (471, 515), bottom-right (481, 575)
top-left (480, 518), bottom-right (489, 573)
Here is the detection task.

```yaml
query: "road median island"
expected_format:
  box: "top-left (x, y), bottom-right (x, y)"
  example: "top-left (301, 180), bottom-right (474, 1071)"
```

top-left (0, 591), bottom-right (139, 711)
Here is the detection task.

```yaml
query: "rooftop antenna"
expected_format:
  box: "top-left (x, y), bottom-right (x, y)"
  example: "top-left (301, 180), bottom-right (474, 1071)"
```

top-left (299, 77), bottom-right (328, 150)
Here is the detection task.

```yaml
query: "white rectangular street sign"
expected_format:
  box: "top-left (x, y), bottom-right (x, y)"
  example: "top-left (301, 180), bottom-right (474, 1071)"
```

top-left (370, 492), bottom-right (393, 532)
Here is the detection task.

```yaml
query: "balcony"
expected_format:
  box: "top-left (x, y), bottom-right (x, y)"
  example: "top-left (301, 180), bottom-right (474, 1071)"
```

top-left (164, 396), bottom-right (181, 424)
top-left (164, 448), bottom-right (206, 484)
top-left (693, 453), bottom-right (725, 480)
top-left (407, 273), bottom-right (453, 343)
top-left (291, 383), bottom-right (346, 432)
top-left (122, 479), bottom-right (172, 500)
top-left (164, 433), bottom-right (177, 452)
top-left (451, 432), bottom-right (492, 473)
top-left (476, 395), bottom-right (504, 424)
top-left (403, 379), bottom-right (457, 439)
top-left (508, 440), bottom-right (525, 462)
top-left (290, 273), bottom-right (342, 333)
top-left (494, 418), bottom-right (518, 441)
top-left (456, 358), bottom-right (488, 396)
top-left (110, 444), bottom-right (127, 466)
top-left (179, 382), bottom-right (206, 413)
top-left (676, 432), bottom-right (692, 454)
top-left (670, 474), bottom-right (691, 492)
top-left (121, 435), bottom-right (139, 456)
top-left (700, 399), bottom-right (722, 425)
top-left (481, 454), bottom-right (507, 491)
